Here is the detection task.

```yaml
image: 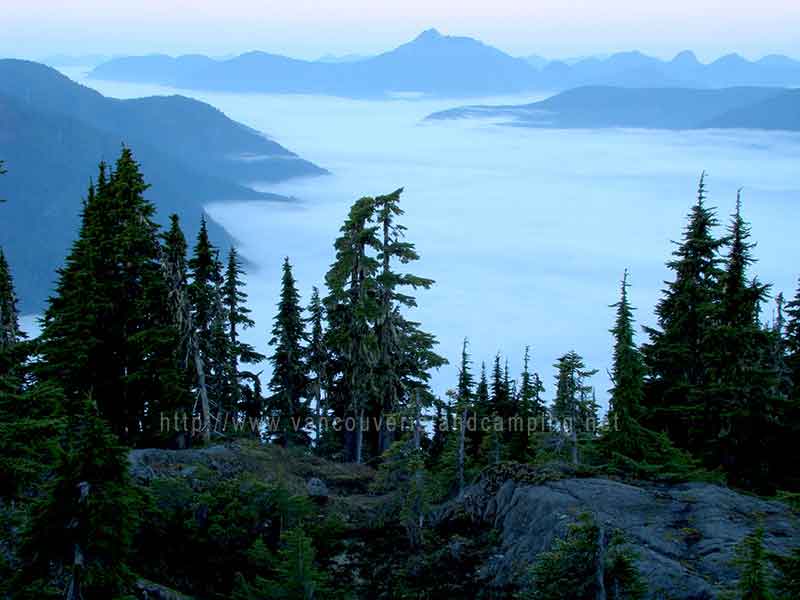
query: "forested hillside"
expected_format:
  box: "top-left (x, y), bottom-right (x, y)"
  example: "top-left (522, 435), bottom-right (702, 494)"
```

top-left (0, 60), bottom-right (324, 311)
top-left (1, 152), bottom-right (799, 599)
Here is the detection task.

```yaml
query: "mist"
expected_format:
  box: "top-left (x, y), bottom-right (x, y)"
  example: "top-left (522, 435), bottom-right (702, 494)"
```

top-left (61, 71), bottom-right (800, 407)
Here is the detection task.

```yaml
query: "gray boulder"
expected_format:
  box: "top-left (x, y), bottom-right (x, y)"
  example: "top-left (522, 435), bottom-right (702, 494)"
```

top-left (307, 477), bottom-right (329, 500)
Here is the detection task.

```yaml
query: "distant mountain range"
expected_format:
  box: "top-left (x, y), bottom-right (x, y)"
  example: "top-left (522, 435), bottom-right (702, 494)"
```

top-left (0, 60), bottom-right (324, 311)
top-left (89, 29), bottom-right (800, 97)
top-left (426, 86), bottom-right (800, 131)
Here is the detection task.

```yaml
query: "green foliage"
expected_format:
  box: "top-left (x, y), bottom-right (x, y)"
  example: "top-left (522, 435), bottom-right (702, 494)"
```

top-left (233, 528), bottom-right (328, 600)
top-left (772, 547), bottom-right (800, 600)
top-left (269, 257), bottom-right (311, 446)
top-left (16, 398), bottom-right (142, 600)
top-left (523, 514), bottom-right (645, 600)
top-left (729, 525), bottom-right (774, 600)
top-left (38, 149), bottom-right (188, 445)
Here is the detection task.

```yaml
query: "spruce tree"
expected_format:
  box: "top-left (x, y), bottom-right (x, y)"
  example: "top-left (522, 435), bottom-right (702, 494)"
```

top-left (730, 525), bottom-right (773, 600)
top-left (269, 257), bottom-right (309, 446)
top-left (642, 173), bottom-right (726, 453)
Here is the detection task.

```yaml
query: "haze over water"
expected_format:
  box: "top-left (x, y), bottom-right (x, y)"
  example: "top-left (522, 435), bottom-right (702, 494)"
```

top-left (66, 69), bottom-right (800, 404)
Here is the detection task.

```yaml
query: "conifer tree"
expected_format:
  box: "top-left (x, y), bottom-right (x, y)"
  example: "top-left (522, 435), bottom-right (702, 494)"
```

top-left (307, 287), bottom-right (328, 446)
top-left (324, 196), bottom-right (380, 462)
top-left (0, 249), bottom-right (21, 353)
top-left (642, 173), bottom-right (726, 452)
top-left (552, 351), bottom-right (596, 465)
top-left (224, 247), bottom-right (264, 418)
top-left (435, 339), bottom-right (473, 498)
top-left (730, 525), bottom-right (773, 600)
top-left (710, 194), bottom-right (779, 489)
top-left (16, 398), bottom-right (140, 600)
top-left (785, 278), bottom-right (800, 392)
top-left (605, 270), bottom-right (648, 458)
top-left (509, 347), bottom-right (546, 462)
top-left (38, 150), bottom-right (186, 444)
top-left (269, 257), bottom-right (309, 446)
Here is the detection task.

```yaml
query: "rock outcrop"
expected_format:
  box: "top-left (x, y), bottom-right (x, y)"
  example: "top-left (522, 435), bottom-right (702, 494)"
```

top-left (443, 465), bottom-right (800, 599)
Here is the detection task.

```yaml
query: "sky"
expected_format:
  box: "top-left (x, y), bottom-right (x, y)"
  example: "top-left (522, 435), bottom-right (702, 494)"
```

top-left (3, 0), bottom-right (800, 61)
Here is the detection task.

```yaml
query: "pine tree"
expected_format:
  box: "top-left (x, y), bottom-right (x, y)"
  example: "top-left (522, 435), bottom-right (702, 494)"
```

top-left (269, 257), bottom-right (309, 446)
top-left (224, 247), bottom-right (264, 420)
top-left (642, 173), bottom-right (726, 453)
top-left (16, 398), bottom-right (141, 600)
top-left (38, 150), bottom-right (186, 444)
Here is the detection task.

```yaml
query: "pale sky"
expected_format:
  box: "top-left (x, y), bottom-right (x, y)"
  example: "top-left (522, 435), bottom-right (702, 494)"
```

top-left (3, 0), bottom-right (800, 61)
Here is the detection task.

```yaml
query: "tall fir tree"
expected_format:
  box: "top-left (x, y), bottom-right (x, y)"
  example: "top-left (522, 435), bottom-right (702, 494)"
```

top-left (223, 246), bottom-right (264, 420)
top-left (642, 173), bottom-right (726, 453)
top-left (324, 196), bottom-right (380, 462)
top-left (269, 258), bottom-right (310, 446)
top-left (605, 270), bottom-right (648, 459)
top-left (38, 150), bottom-right (186, 444)
top-left (710, 194), bottom-right (781, 490)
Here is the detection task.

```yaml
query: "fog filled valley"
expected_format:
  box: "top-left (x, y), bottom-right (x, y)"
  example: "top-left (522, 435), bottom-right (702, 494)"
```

top-left (56, 68), bottom-right (800, 401)
top-left (3, 23), bottom-right (800, 600)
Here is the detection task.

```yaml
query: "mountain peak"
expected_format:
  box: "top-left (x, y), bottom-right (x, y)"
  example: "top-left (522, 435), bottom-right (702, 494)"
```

top-left (415, 28), bottom-right (443, 42)
top-left (672, 50), bottom-right (699, 64)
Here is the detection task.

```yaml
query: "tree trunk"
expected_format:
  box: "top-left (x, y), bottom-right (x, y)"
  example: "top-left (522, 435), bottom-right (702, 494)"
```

top-left (355, 408), bottom-right (364, 464)
top-left (457, 405), bottom-right (467, 497)
top-left (595, 525), bottom-right (607, 600)
top-left (194, 350), bottom-right (211, 443)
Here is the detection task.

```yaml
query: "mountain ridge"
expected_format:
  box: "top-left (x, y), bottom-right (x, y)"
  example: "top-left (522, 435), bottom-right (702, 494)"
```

top-left (89, 30), bottom-right (800, 97)
top-left (0, 60), bottom-right (325, 311)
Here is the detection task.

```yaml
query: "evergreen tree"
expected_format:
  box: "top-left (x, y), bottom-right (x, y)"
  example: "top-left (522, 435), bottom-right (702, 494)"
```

top-left (606, 270), bottom-right (648, 458)
top-left (642, 173), bottom-right (726, 453)
top-left (224, 246), bottom-right (264, 419)
top-left (269, 257), bottom-right (310, 446)
top-left (509, 347), bottom-right (546, 462)
top-left (730, 525), bottom-right (773, 600)
top-left (324, 196), bottom-right (381, 462)
top-left (307, 287), bottom-right (328, 447)
top-left (16, 398), bottom-right (141, 600)
top-left (552, 351), bottom-right (596, 465)
top-left (0, 249), bottom-right (22, 353)
top-left (710, 194), bottom-right (780, 490)
top-left (188, 216), bottom-right (234, 432)
top-left (434, 339), bottom-right (473, 498)
top-left (785, 278), bottom-right (800, 392)
top-left (38, 150), bottom-right (186, 444)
